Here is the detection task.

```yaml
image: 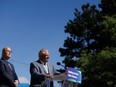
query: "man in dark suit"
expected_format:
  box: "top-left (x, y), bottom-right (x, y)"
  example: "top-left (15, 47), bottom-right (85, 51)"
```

top-left (30, 49), bottom-right (58, 87)
top-left (0, 47), bottom-right (19, 87)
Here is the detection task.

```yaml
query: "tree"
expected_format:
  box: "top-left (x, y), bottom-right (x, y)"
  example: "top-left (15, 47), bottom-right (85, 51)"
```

top-left (59, 1), bottom-right (116, 87)
top-left (99, 0), bottom-right (116, 16)
top-left (77, 15), bottom-right (116, 87)
top-left (77, 47), bottom-right (116, 87)
top-left (59, 3), bottom-right (102, 68)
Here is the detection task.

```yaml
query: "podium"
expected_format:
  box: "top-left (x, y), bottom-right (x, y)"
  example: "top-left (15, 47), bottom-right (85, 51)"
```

top-left (53, 73), bottom-right (79, 87)
top-left (53, 73), bottom-right (66, 81)
top-left (53, 73), bottom-right (66, 87)
top-left (41, 73), bottom-right (65, 87)
top-left (42, 67), bottom-right (82, 87)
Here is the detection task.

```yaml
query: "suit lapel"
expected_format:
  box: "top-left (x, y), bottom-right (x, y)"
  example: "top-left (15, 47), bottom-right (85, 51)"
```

top-left (1, 58), bottom-right (13, 71)
top-left (37, 60), bottom-right (48, 74)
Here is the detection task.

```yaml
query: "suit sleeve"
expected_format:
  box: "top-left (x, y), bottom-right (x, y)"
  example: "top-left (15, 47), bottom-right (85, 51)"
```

top-left (0, 61), bottom-right (15, 86)
top-left (11, 64), bottom-right (19, 81)
top-left (30, 62), bottom-right (46, 80)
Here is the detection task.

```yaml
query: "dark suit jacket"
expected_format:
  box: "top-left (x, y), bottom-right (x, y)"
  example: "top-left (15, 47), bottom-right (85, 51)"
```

top-left (30, 60), bottom-right (57, 87)
top-left (0, 58), bottom-right (18, 87)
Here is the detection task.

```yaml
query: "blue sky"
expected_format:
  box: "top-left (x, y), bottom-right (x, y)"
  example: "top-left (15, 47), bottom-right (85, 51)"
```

top-left (0, 0), bottom-right (100, 84)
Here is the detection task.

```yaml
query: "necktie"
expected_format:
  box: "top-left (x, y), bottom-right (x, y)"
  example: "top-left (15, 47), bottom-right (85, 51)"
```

top-left (8, 62), bottom-right (12, 71)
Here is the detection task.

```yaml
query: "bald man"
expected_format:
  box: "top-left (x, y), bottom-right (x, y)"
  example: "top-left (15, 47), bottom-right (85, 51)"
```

top-left (0, 47), bottom-right (19, 87)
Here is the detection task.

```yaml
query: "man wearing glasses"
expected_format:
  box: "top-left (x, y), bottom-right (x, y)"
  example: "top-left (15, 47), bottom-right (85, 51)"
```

top-left (0, 47), bottom-right (19, 87)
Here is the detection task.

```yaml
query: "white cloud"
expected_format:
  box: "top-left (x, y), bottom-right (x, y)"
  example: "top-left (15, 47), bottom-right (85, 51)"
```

top-left (19, 76), bottom-right (30, 84)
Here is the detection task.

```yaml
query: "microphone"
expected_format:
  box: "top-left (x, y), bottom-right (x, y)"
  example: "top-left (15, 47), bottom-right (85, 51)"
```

top-left (57, 62), bottom-right (66, 69)
top-left (56, 62), bottom-right (65, 73)
top-left (57, 62), bottom-right (61, 65)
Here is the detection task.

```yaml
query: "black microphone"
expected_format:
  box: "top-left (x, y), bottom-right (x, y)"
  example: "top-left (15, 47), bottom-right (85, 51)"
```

top-left (56, 62), bottom-right (65, 73)
top-left (57, 62), bottom-right (66, 69)
top-left (57, 62), bottom-right (61, 65)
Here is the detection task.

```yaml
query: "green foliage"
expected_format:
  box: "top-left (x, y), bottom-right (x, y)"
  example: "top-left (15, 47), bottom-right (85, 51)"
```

top-left (102, 15), bottom-right (116, 47)
top-left (77, 48), bottom-right (116, 87)
top-left (59, 1), bottom-right (116, 87)
top-left (59, 3), bottom-right (101, 59)
top-left (99, 0), bottom-right (116, 16)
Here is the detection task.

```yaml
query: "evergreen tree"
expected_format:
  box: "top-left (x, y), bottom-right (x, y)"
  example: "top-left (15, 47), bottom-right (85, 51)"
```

top-left (77, 15), bottom-right (116, 87)
top-left (99, 0), bottom-right (116, 16)
top-left (59, 3), bottom-right (101, 68)
top-left (59, 1), bottom-right (116, 87)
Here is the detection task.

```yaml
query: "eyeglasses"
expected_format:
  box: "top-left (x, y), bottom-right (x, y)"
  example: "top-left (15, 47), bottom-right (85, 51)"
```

top-left (41, 54), bottom-right (50, 57)
top-left (5, 50), bottom-right (12, 53)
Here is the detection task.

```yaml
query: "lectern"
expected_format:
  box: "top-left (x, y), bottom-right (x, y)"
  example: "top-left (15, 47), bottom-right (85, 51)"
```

top-left (42, 67), bottom-right (81, 87)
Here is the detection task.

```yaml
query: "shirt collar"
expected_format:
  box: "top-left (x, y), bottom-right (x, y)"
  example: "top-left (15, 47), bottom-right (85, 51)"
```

top-left (39, 60), bottom-right (47, 65)
top-left (1, 57), bottom-right (10, 63)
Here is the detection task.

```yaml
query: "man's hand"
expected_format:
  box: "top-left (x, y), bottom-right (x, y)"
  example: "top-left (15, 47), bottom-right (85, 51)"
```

top-left (14, 80), bottom-right (19, 87)
top-left (45, 74), bottom-right (54, 79)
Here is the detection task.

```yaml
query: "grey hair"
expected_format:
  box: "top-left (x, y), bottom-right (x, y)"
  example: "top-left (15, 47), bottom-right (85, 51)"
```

top-left (38, 49), bottom-right (49, 58)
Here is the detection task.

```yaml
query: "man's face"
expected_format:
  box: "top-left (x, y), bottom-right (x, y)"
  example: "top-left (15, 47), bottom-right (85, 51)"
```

top-left (41, 51), bottom-right (50, 63)
top-left (3, 47), bottom-right (12, 60)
